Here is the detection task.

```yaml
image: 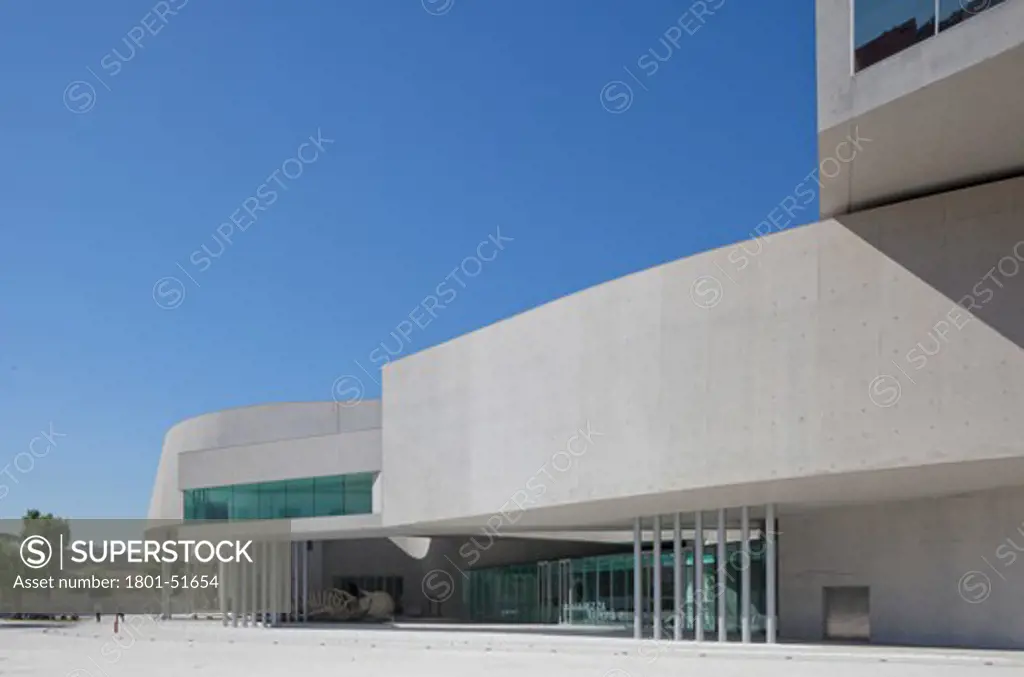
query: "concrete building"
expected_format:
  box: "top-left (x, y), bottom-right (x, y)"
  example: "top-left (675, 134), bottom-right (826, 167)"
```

top-left (149, 0), bottom-right (1024, 649)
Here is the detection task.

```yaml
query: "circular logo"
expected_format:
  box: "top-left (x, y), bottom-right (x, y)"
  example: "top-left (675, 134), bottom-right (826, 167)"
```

top-left (332, 375), bottom-right (364, 407)
top-left (868, 374), bottom-right (901, 408)
top-left (690, 275), bottom-right (724, 309)
top-left (63, 81), bottom-right (97, 114)
top-left (20, 535), bottom-right (53, 569)
top-left (600, 81), bottom-right (634, 115)
top-left (421, 569), bottom-right (455, 603)
top-left (152, 276), bottom-right (186, 310)
top-left (961, 0), bottom-right (992, 15)
top-left (422, 0), bottom-right (454, 16)
top-left (957, 570), bottom-right (991, 604)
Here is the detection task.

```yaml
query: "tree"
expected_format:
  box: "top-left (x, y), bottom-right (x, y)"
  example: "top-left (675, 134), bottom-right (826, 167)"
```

top-left (21, 509), bottom-right (71, 545)
top-left (10, 510), bottom-right (72, 618)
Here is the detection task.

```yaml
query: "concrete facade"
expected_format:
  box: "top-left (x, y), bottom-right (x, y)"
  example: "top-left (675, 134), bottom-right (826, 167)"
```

top-left (382, 175), bottom-right (1024, 533)
top-left (816, 0), bottom-right (1024, 216)
top-left (145, 1), bottom-right (1024, 650)
top-left (782, 487), bottom-right (1024, 649)
top-left (148, 401), bottom-right (382, 521)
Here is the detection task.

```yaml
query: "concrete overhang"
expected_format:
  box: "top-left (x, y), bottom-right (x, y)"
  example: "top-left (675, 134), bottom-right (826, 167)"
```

top-left (820, 39), bottom-right (1024, 217)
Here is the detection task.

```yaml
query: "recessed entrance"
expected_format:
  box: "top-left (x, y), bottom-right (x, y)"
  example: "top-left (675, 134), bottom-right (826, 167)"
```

top-left (823, 586), bottom-right (870, 642)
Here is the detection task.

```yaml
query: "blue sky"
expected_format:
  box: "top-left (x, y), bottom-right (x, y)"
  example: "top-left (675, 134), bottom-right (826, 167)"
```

top-left (0, 0), bottom-right (815, 518)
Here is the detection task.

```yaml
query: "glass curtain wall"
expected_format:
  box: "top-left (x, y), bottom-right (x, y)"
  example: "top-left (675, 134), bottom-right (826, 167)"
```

top-left (183, 472), bottom-right (375, 521)
top-left (463, 539), bottom-right (766, 634)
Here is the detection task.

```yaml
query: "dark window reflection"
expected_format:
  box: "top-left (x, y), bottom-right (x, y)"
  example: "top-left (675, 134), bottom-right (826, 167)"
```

top-left (855, 0), bottom-right (936, 71)
top-left (940, 0), bottom-right (1009, 31)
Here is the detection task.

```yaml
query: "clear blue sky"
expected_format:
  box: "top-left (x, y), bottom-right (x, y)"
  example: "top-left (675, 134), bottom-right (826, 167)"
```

top-left (0, 0), bottom-right (815, 518)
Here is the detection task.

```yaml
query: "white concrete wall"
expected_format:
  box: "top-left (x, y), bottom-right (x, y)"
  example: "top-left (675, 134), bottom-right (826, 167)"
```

top-left (147, 401), bottom-right (381, 520)
top-left (177, 428), bottom-right (380, 489)
top-left (780, 486), bottom-right (1024, 649)
top-left (382, 176), bottom-right (1024, 529)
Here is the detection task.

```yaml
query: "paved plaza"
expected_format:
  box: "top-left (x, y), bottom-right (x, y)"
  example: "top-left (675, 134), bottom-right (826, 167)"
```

top-left (2, 620), bottom-right (1022, 677)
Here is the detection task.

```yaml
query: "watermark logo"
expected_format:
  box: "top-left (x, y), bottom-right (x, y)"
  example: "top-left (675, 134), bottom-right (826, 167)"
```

top-left (330, 227), bottom-right (512, 405)
top-left (152, 276), bottom-right (186, 311)
top-left (421, 569), bottom-right (455, 603)
top-left (957, 570), bottom-right (991, 604)
top-left (419, 422), bottom-right (603, 601)
top-left (957, 520), bottom-right (1024, 605)
top-left (600, 81), bottom-right (634, 115)
top-left (422, 0), bottom-right (455, 16)
top-left (20, 535), bottom-right (53, 569)
top-left (689, 127), bottom-right (872, 310)
top-left (63, 81), bottom-right (97, 114)
top-left (599, 0), bottom-right (727, 114)
top-left (18, 537), bottom-right (254, 570)
top-left (868, 240), bottom-right (1024, 408)
top-left (152, 129), bottom-right (334, 310)
top-left (867, 374), bottom-right (901, 408)
top-left (690, 275), bottom-right (724, 309)
top-left (962, 0), bottom-right (993, 15)
top-left (331, 375), bottom-right (365, 408)
top-left (62, 0), bottom-right (191, 115)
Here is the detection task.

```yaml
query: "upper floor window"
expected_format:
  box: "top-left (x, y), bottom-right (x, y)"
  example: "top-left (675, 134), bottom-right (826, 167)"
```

top-left (854, 0), bottom-right (1011, 72)
top-left (182, 472), bottom-right (375, 521)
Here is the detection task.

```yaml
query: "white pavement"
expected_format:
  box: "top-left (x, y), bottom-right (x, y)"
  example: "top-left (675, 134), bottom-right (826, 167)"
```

top-left (2, 620), bottom-right (1022, 677)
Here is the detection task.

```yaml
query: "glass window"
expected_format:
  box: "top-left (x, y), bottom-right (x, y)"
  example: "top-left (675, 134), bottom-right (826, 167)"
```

top-left (854, 0), bottom-right (936, 71)
top-left (314, 475), bottom-right (345, 516)
top-left (939, 0), bottom-right (1009, 31)
top-left (183, 490), bottom-right (197, 520)
top-left (231, 484), bottom-right (260, 520)
top-left (182, 472), bottom-right (377, 521)
top-left (343, 473), bottom-right (373, 515)
top-left (259, 480), bottom-right (288, 520)
top-left (285, 478), bottom-right (316, 518)
top-left (203, 486), bottom-right (231, 520)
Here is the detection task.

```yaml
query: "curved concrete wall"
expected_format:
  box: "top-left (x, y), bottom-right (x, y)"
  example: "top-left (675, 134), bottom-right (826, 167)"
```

top-left (381, 176), bottom-right (1024, 529)
top-left (148, 401), bottom-right (381, 520)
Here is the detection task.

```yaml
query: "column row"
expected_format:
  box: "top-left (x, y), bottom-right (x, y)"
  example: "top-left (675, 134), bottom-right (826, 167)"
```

top-left (631, 504), bottom-right (778, 643)
top-left (213, 541), bottom-right (312, 629)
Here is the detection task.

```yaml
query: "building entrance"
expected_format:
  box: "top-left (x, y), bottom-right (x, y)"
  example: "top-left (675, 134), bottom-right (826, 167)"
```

top-left (464, 541), bottom-right (765, 633)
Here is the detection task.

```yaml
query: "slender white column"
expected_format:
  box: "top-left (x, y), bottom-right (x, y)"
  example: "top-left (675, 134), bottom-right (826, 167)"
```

top-left (239, 557), bottom-right (247, 626)
top-left (268, 540), bottom-right (276, 626)
top-left (291, 542), bottom-right (298, 623)
top-left (219, 560), bottom-right (228, 626)
top-left (766, 503), bottom-right (777, 643)
top-left (694, 510), bottom-right (704, 642)
top-left (232, 562), bottom-right (240, 628)
top-left (633, 517), bottom-right (642, 639)
top-left (282, 542), bottom-right (289, 622)
top-left (160, 561), bottom-right (171, 620)
top-left (262, 542), bottom-right (270, 628)
top-left (250, 548), bottom-right (258, 627)
top-left (672, 514), bottom-right (682, 641)
top-left (286, 542), bottom-right (292, 623)
top-left (740, 505), bottom-right (751, 643)
top-left (302, 541), bottom-right (309, 623)
top-left (652, 515), bottom-right (662, 640)
top-left (716, 509), bottom-right (727, 642)
top-left (276, 540), bottom-right (284, 626)
top-left (250, 548), bottom-right (258, 628)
